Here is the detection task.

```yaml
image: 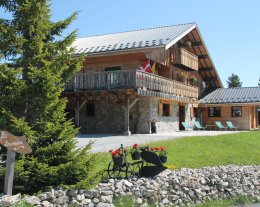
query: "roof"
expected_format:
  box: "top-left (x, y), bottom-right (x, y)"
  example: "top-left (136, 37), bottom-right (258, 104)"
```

top-left (199, 87), bottom-right (260, 104)
top-left (72, 23), bottom-right (196, 55)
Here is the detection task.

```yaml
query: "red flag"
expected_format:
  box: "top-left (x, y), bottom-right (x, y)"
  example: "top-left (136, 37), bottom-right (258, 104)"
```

top-left (137, 60), bottom-right (151, 72)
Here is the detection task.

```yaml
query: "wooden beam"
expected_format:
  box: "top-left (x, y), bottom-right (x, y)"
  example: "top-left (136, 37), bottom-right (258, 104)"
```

top-left (198, 55), bottom-right (208, 59)
top-left (129, 98), bottom-right (140, 110)
top-left (199, 67), bottom-right (214, 72)
top-left (191, 41), bottom-right (203, 47)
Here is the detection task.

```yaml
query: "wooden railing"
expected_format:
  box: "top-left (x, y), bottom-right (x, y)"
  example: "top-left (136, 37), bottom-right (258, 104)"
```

top-left (65, 70), bottom-right (198, 99)
top-left (171, 48), bottom-right (198, 71)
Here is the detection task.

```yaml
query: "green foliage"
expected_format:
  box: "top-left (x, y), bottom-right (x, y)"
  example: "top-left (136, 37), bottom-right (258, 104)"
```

top-left (195, 194), bottom-right (258, 207)
top-left (10, 200), bottom-right (34, 207)
top-left (0, 0), bottom-right (97, 193)
top-left (226, 73), bottom-right (242, 88)
top-left (113, 195), bottom-right (135, 207)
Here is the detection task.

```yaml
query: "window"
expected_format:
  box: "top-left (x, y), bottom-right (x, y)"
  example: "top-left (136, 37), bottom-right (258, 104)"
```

top-left (231, 106), bottom-right (242, 117)
top-left (86, 104), bottom-right (95, 116)
top-left (163, 104), bottom-right (170, 116)
top-left (104, 66), bottom-right (121, 71)
top-left (208, 107), bottom-right (221, 117)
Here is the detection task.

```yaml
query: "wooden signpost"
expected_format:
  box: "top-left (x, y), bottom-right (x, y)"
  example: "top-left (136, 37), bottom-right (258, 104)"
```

top-left (0, 131), bottom-right (32, 195)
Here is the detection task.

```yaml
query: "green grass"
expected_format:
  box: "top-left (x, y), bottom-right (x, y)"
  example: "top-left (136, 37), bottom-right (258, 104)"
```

top-left (95, 131), bottom-right (260, 174)
top-left (112, 194), bottom-right (258, 207)
top-left (196, 194), bottom-right (258, 207)
top-left (149, 131), bottom-right (260, 169)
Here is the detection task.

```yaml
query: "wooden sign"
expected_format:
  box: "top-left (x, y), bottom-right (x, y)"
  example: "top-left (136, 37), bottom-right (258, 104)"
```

top-left (0, 131), bottom-right (32, 154)
top-left (0, 131), bottom-right (32, 195)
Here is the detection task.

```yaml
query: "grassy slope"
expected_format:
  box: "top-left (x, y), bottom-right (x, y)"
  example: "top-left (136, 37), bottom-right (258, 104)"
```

top-left (96, 131), bottom-right (260, 173)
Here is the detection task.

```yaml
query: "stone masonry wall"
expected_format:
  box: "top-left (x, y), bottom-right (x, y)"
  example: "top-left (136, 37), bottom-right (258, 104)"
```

top-left (76, 98), bottom-right (193, 134)
top-left (79, 100), bottom-right (125, 134)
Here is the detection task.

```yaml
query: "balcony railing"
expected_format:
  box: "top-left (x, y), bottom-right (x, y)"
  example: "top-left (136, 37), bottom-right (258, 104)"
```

top-left (171, 48), bottom-right (198, 71)
top-left (64, 70), bottom-right (198, 99)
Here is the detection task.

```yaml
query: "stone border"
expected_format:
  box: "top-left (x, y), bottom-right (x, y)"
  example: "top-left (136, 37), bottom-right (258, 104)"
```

top-left (0, 165), bottom-right (259, 207)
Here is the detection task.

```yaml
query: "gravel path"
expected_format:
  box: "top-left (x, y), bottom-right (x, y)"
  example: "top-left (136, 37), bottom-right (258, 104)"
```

top-left (76, 130), bottom-right (243, 153)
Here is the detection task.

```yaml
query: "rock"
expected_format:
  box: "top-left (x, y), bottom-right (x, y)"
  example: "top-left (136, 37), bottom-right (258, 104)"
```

top-left (136, 197), bottom-right (142, 205)
top-left (96, 203), bottom-right (115, 207)
top-left (42, 200), bottom-right (53, 207)
top-left (0, 194), bottom-right (21, 207)
top-left (101, 190), bottom-right (114, 196)
top-left (75, 194), bottom-right (85, 202)
top-left (24, 196), bottom-right (41, 205)
top-left (123, 180), bottom-right (133, 188)
top-left (68, 189), bottom-right (78, 197)
top-left (68, 200), bottom-right (79, 207)
top-left (55, 196), bottom-right (68, 205)
top-left (100, 195), bottom-right (113, 203)
top-left (92, 197), bottom-right (99, 204)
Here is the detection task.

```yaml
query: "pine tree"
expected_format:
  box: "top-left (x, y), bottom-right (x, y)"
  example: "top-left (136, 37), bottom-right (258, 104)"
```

top-left (0, 0), bottom-right (98, 193)
top-left (258, 76), bottom-right (260, 86)
top-left (226, 73), bottom-right (242, 88)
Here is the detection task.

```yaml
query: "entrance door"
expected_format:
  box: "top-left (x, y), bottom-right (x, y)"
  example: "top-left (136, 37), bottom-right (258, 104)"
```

top-left (179, 105), bottom-right (185, 130)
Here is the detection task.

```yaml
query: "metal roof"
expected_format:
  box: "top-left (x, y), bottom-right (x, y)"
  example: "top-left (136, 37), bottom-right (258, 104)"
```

top-left (72, 23), bottom-right (196, 55)
top-left (199, 87), bottom-right (260, 104)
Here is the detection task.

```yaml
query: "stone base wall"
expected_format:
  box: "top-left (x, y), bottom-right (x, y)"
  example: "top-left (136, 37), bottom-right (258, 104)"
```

top-left (68, 97), bottom-right (193, 134)
top-left (79, 100), bottom-right (125, 134)
top-left (1, 165), bottom-right (259, 207)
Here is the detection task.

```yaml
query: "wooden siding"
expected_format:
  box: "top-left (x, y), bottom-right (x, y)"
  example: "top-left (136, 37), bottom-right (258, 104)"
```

top-left (201, 105), bottom-right (258, 130)
top-left (64, 70), bottom-right (199, 100)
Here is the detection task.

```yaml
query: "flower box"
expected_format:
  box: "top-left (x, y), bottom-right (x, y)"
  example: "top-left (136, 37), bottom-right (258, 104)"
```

top-left (131, 151), bottom-right (140, 160)
top-left (159, 155), bottom-right (167, 163)
top-left (112, 155), bottom-right (124, 166)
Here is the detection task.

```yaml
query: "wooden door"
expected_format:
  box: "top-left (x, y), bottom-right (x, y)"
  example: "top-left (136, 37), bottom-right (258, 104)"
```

top-left (250, 106), bottom-right (256, 129)
top-left (179, 105), bottom-right (185, 130)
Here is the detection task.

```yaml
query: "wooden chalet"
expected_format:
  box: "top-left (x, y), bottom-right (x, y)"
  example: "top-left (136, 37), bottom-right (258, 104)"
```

top-left (63, 23), bottom-right (223, 134)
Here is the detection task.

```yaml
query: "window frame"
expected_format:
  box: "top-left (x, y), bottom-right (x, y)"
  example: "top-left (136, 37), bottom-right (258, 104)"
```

top-left (207, 107), bottom-right (221, 117)
top-left (231, 106), bottom-right (242, 117)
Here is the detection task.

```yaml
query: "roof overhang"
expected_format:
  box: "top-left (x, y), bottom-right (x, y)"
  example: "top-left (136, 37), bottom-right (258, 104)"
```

top-left (199, 102), bottom-right (260, 107)
top-left (165, 24), bottom-right (197, 50)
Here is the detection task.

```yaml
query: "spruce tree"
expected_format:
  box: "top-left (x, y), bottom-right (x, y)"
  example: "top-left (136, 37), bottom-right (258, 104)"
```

top-left (0, 0), bottom-right (98, 193)
top-left (226, 73), bottom-right (242, 88)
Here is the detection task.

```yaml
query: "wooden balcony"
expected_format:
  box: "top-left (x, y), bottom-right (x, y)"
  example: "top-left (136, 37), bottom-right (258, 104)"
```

top-left (64, 70), bottom-right (198, 101)
top-left (171, 48), bottom-right (198, 71)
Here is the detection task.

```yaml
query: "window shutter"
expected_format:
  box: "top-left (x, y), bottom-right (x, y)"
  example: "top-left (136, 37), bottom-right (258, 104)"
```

top-left (159, 103), bottom-right (163, 117)
top-left (169, 104), bottom-right (173, 117)
top-left (190, 106), bottom-right (194, 118)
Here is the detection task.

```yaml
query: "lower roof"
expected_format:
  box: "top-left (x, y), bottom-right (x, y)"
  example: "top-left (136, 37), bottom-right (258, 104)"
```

top-left (199, 87), bottom-right (260, 104)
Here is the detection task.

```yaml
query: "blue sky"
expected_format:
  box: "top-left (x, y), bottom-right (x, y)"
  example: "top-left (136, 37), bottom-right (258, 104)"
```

top-left (2, 0), bottom-right (260, 87)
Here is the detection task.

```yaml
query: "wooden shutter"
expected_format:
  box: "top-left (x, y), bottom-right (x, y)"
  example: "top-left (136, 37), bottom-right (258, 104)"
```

top-left (159, 103), bottom-right (163, 117)
top-left (169, 104), bottom-right (173, 117)
top-left (190, 106), bottom-right (194, 118)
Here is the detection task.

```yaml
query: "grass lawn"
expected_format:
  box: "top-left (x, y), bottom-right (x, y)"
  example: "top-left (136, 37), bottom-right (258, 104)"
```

top-left (95, 131), bottom-right (260, 173)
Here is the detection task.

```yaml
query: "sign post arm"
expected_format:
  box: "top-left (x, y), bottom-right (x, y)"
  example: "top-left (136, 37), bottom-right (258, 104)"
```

top-left (4, 150), bottom-right (16, 195)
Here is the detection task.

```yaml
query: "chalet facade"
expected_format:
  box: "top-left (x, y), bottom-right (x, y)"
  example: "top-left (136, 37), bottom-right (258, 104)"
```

top-left (63, 23), bottom-right (225, 134)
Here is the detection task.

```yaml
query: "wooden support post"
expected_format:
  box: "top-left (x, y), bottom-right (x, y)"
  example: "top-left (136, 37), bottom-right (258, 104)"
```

top-left (121, 97), bottom-right (139, 136)
top-left (4, 150), bottom-right (16, 195)
top-left (75, 99), bottom-right (80, 128)
top-left (74, 99), bottom-right (88, 128)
